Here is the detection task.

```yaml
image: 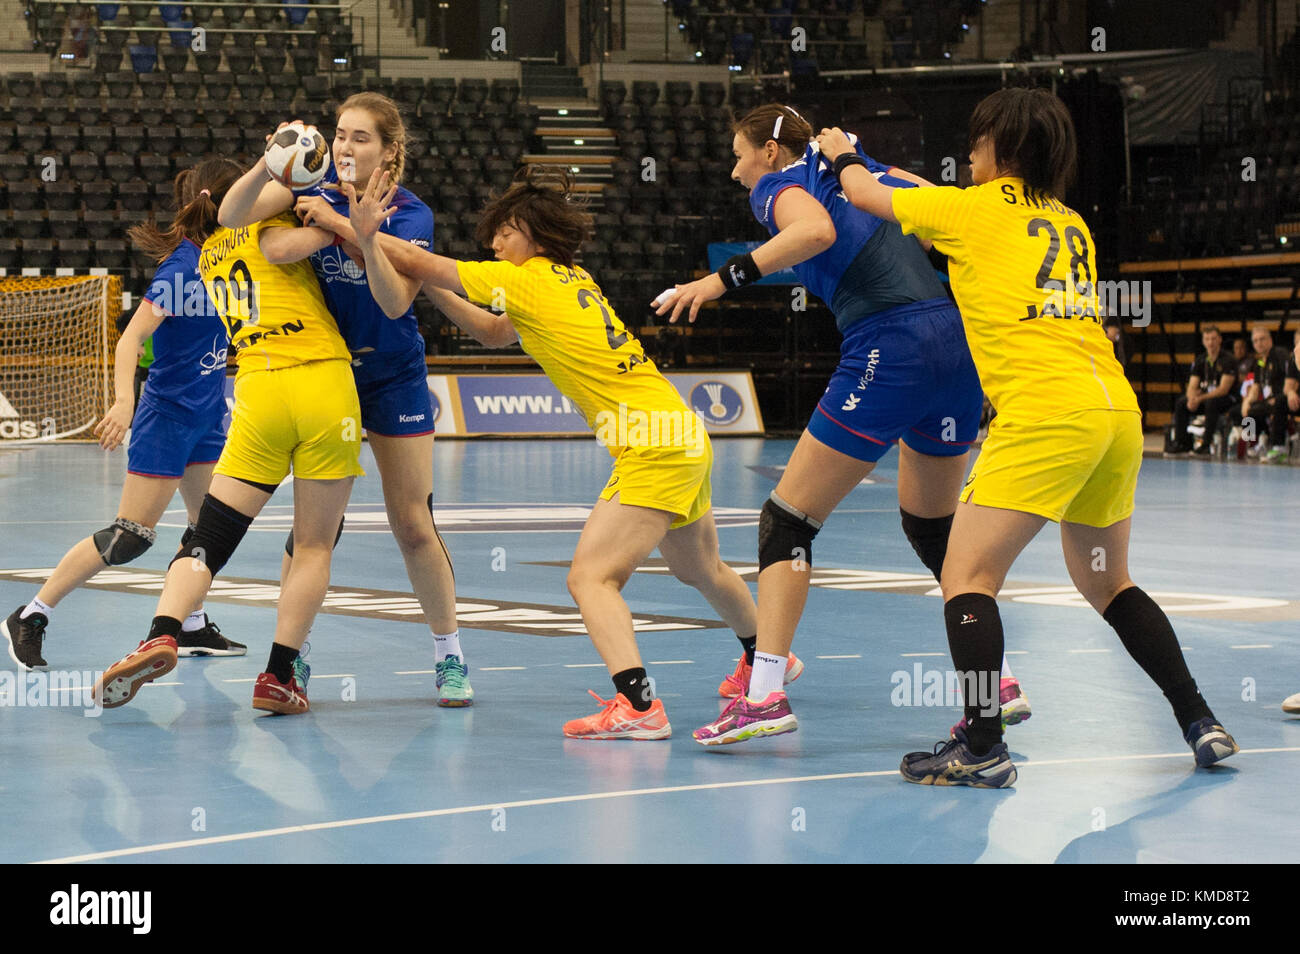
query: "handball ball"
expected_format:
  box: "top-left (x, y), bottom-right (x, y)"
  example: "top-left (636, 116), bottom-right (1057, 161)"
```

top-left (264, 121), bottom-right (331, 190)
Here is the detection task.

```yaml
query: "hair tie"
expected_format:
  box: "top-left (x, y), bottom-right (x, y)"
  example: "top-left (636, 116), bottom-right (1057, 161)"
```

top-left (772, 115), bottom-right (784, 140)
top-left (199, 189), bottom-right (211, 198)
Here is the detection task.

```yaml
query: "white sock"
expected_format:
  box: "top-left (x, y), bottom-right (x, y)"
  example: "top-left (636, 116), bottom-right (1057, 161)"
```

top-left (747, 651), bottom-right (786, 701)
top-left (433, 630), bottom-right (462, 662)
top-left (21, 597), bottom-right (53, 620)
top-left (1000, 655), bottom-right (1014, 681)
top-left (182, 609), bottom-right (207, 633)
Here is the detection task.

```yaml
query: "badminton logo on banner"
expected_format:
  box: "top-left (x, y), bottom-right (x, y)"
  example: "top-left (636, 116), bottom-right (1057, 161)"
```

top-left (423, 372), bottom-right (763, 437)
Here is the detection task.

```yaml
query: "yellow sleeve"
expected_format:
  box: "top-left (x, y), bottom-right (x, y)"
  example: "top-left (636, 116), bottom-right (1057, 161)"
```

top-left (456, 259), bottom-right (519, 309)
top-left (891, 185), bottom-right (971, 244)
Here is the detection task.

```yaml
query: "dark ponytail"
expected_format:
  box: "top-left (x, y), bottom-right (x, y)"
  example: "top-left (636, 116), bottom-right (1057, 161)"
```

top-left (127, 157), bottom-right (244, 263)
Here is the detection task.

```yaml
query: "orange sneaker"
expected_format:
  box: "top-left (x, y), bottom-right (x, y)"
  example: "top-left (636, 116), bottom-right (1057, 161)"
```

top-left (563, 690), bottom-right (671, 740)
top-left (94, 635), bottom-right (178, 709)
top-left (717, 651), bottom-right (805, 698)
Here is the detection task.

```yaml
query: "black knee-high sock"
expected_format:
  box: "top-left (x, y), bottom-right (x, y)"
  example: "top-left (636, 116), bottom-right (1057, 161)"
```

top-left (944, 593), bottom-right (1004, 754)
top-left (1103, 586), bottom-right (1213, 729)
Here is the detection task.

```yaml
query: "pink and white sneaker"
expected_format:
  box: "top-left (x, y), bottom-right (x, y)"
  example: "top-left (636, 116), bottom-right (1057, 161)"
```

top-left (694, 690), bottom-right (799, 746)
top-left (951, 677), bottom-right (1032, 736)
top-left (93, 635), bottom-right (179, 709)
top-left (717, 652), bottom-right (805, 698)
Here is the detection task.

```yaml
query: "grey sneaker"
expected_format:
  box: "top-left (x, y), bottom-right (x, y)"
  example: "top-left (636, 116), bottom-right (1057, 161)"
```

top-left (2, 606), bottom-right (48, 670)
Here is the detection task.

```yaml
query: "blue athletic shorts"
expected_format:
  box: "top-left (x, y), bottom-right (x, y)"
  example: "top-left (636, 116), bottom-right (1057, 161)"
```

top-left (352, 350), bottom-right (435, 437)
top-left (806, 299), bottom-right (983, 463)
top-left (126, 398), bottom-right (226, 479)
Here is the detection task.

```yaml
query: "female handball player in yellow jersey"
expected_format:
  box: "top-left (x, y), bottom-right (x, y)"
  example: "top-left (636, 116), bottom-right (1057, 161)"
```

top-left (222, 98), bottom-right (470, 707)
top-left (93, 164), bottom-right (364, 716)
top-left (346, 164), bottom-right (771, 740)
top-left (818, 87), bottom-right (1237, 787)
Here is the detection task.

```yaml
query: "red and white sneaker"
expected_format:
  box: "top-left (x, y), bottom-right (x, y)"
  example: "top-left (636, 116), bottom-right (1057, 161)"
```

top-left (718, 651), bottom-right (805, 698)
top-left (562, 690), bottom-right (671, 740)
top-left (252, 671), bottom-right (310, 715)
top-left (94, 636), bottom-right (178, 709)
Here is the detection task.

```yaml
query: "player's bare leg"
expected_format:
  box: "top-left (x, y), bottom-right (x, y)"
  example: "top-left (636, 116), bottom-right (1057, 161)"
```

top-left (273, 476), bottom-right (354, 652)
top-left (562, 496), bottom-right (674, 739)
top-left (657, 509), bottom-right (756, 635)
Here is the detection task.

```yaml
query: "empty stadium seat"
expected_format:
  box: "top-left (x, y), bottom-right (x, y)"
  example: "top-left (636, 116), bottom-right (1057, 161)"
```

top-left (44, 181), bottom-right (80, 213)
top-left (83, 209), bottom-right (119, 240)
top-left (47, 210), bottom-right (81, 240)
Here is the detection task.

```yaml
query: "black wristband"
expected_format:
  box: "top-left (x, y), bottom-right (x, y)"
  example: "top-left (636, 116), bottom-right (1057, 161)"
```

top-left (832, 153), bottom-right (868, 181)
top-left (717, 252), bottom-right (760, 290)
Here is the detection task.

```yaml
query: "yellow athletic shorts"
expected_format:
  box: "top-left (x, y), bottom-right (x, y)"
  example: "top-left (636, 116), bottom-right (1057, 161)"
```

top-left (598, 436), bottom-right (714, 530)
top-left (959, 409), bottom-right (1142, 527)
top-left (215, 358), bottom-right (364, 485)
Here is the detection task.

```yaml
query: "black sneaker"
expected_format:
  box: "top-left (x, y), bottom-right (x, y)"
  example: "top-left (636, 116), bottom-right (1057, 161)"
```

top-left (176, 616), bottom-right (247, 657)
top-left (2, 606), bottom-right (48, 670)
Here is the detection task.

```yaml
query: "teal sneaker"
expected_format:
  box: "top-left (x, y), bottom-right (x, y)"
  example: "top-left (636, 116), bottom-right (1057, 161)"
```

top-left (292, 642), bottom-right (311, 691)
top-left (435, 654), bottom-right (474, 707)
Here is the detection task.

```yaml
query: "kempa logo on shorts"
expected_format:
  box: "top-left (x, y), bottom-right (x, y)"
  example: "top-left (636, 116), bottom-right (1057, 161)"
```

top-left (841, 393), bottom-right (860, 412)
top-left (398, 413), bottom-right (426, 423)
top-left (857, 348), bottom-right (881, 390)
top-left (50, 884), bottom-right (151, 934)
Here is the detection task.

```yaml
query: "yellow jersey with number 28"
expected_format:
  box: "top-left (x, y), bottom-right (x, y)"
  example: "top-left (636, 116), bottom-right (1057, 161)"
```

top-left (891, 177), bottom-right (1138, 423)
top-left (456, 256), bottom-right (699, 457)
top-left (198, 212), bottom-right (351, 376)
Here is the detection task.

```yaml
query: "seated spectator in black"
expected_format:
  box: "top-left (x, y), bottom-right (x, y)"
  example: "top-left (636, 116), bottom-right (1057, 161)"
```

top-left (1286, 327), bottom-right (1300, 423)
top-left (1170, 324), bottom-right (1235, 455)
top-left (1232, 335), bottom-right (1252, 382)
top-left (1237, 324), bottom-right (1291, 462)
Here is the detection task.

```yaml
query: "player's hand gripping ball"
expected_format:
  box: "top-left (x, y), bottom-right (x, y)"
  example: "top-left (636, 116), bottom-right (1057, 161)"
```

top-left (264, 121), bottom-right (331, 190)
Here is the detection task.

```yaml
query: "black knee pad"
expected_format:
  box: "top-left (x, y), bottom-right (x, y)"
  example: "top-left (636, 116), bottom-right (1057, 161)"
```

top-left (284, 516), bottom-right (346, 557)
top-left (757, 492), bottom-right (822, 572)
top-left (93, 518), bottom-right (156, 566)
top-left (900, 508), bottom-right (954, 582)
top-left (180, 523), bottom-right (198, 548)
top-left (170, 494), bottom-right (253, 576)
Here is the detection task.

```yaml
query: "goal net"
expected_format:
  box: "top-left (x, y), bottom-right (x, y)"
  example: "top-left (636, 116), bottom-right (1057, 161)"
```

top-left (0, 275), bottom-right (122, 444)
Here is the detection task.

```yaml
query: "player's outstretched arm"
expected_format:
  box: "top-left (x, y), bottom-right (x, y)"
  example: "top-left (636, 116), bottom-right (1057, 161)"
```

top-left (426, 286), bottom-right (519, 349)
top-left (654, 185), bottom-right (835, 324)
top-left (817, 126), bottom-right (899, 222)
top-left (259, 225), bottom-right (335, 264)
top-left (219, 156), bottom-right (295, 229)
top-left (346, 169), bottom-right (465, 298)
top-left (96, 298), bottom-right (166, 451)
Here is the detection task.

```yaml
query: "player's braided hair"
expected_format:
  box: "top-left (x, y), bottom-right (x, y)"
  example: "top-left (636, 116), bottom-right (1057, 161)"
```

top-left (474, 165), bottom-right (593, 269)
top-left (127, 157), bottom-right (243, 263)
top-left (732, 103), bottom-right (814, 160)
top-left (337, 92), bottom-right (406, 185)
top-left (968, 87), bottom-right (1077, 200)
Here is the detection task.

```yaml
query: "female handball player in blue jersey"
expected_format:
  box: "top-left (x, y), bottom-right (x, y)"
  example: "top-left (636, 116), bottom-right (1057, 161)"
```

top-left (2, 159), bottom-right (247, 670)
top-left (657, 104), bottom-right (1026, 745)
top-left (219, 94), bottom-right (471, 706)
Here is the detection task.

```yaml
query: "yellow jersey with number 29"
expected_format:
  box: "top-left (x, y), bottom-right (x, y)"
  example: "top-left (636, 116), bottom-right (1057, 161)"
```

top-left (891, 177), bottom-right (1138, 423)
top-left (198, 212), bottom-right (351, 376)
top-left (456, 256), bottom-right (700, 457)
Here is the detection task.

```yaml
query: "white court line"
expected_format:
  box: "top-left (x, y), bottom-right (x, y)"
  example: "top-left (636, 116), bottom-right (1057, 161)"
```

top-left (563, 663), bottom-right (606, 669)
top-left (479, 666), bottom-right (526, 671)
top-left (34, 746), bottom-right (1300, 865)
top-left (1230, 644), bottom-right (1274, 650)
top-left (146, 682), bottom-right (182, 687)
top-left (900, 652), bottom-right (945, 657)
top-left (1005, 651), bottom-right (1028, 655)
top-left (816, 654), bottom-right (861, 659)
top-left (394, 670), bottom-right (437, 675)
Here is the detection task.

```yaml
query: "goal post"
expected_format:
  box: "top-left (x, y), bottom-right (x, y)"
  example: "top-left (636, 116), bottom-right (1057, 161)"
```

top-left (0, 274), bottom-right (123, 444)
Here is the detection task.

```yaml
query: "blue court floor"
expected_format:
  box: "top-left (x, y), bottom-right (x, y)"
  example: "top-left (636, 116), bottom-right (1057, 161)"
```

top-left (1, 437), bottom-right (1297, 863)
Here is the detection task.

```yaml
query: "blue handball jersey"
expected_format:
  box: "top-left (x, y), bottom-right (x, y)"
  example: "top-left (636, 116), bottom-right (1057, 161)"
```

top-left (298, 165), bottom-right (433, 356)
top-left (138, 238), bottom-right (227, 419)
top-left (749, 141), bottom-right (945, 328)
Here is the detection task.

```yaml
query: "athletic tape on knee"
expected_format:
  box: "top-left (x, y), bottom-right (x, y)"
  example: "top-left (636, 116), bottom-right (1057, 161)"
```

top-left (900, 508), bottom-right (954, 583)
top-left (170, 494), bottom-right (253, 576)
top-left (93, 518), bottom-right (157, 566)
top-left (757, 491), bottom-right (822, 573)
top-left (284, 516), bottom-right (346, 558)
